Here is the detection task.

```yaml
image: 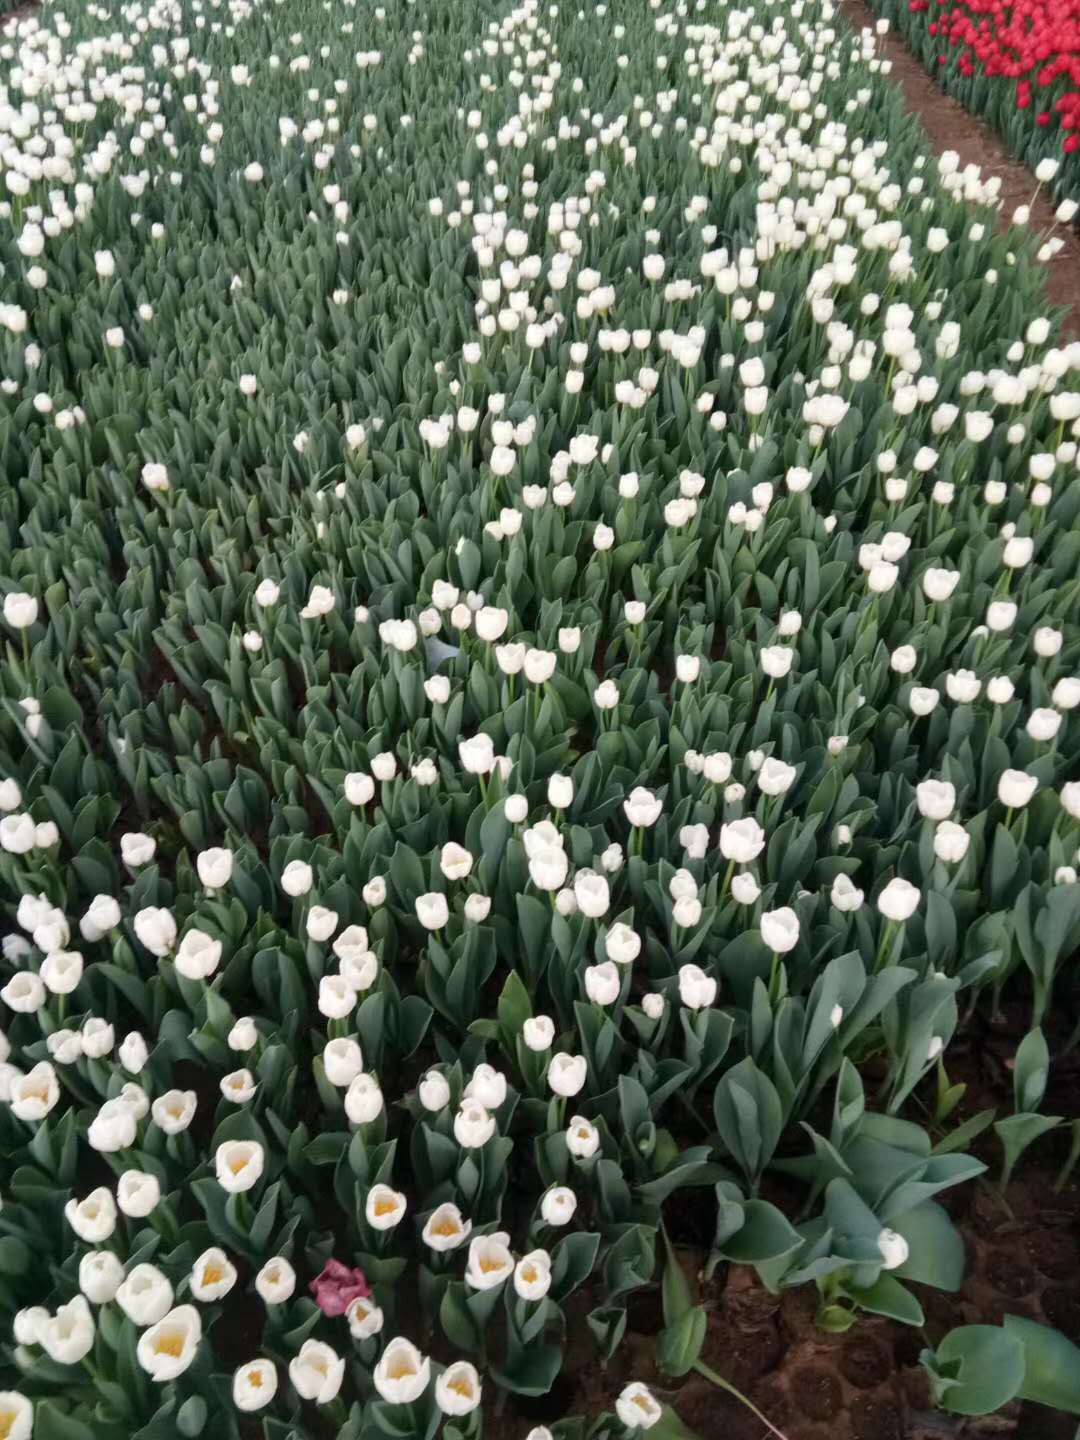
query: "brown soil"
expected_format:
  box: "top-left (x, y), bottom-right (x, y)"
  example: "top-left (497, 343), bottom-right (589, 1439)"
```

top-left (843, 0), bottom-right (1080, 339)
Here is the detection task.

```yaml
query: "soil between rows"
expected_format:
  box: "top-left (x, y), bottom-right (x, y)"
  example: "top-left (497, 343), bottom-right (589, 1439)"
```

top-left (843, 0), bottom-right (1080, 339)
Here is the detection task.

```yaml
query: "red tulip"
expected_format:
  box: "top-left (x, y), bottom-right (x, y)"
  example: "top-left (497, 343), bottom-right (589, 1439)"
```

top-left (309, 1259), bottom-right (371, 1317)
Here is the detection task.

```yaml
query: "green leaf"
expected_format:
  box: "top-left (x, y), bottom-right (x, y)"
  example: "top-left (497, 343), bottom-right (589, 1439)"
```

top-left (1013, 1027), bottom-right (1050, 1113)
top-left (661, 1229), bottom-right (692, 1326)
top-left (891, 1202), bottom-right (965, 1292)
top-left (497, 970), bottom-right (532, 1041)
top-left (928, 1326), bottom-right (1026, 1415)
top-left (851, 1273), bottom-right (924, 1327)
top-left (658, 1306), bottom-right (707, 1377)
top-left (1003, 1315), bottom-right (1080, 1415)
top-left (717, 1200), bottom-right (802, 1265)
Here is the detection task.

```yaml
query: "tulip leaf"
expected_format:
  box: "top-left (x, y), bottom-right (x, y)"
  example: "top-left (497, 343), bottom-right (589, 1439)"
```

top-left (923, 1325), bottom-right (1027, 1415)
top-left (1003, 1315), bottom-right (1080, 1415)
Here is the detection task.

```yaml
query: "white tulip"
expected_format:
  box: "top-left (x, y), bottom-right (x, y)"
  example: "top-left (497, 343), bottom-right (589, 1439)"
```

top-left (830, 874), bottom-right (864, 912)
top-left (436, 1360), bottom-right (482, 1415)
top-left (423, 1202), bottom-right (472, 1252)
top-left (998, 769), bottom-right (1038, 808)
top-left (190, 1248), bottom-right (238, 1302)
top-left (234, 1359), bottom-right (278, 1412)
top-left (79, 1250), bottom-right (124, 1305)
top-left (877, 877), bottom-right (920, 922)
top-left (876, 1229), bottom-right (909, 1271)
top-left (678, 964), bottom-right (716, 1010)
top-left (117, 1266), bottom-right (174, 1328)
top-left (514, 1249), bottom-right (552, 1302)
top-left (464, 1063), bottom-right (507, 1111)
top-left (323, 1038), bottom-right (364, 1088)
top-left (151, 1090), bottom-right (197, 1134)
top-left (760, 645), bottom-right (793, 679)
top-left (65, 1189), bottom-right (116, 1243)
top-left (344, 772), bottom-right (375, 805)
top-left (720, 817), bottom-right (765, 863)
top-left (415, 892), bottom-right (449, 930)
top-left (117, 1170), bottom-right (161, 1218)
top-left (523, 1016), bottom-right (555, 1052)
top-left (3, 594), bottom-right (38, 630)
top-left (87, 1098), bottom-right (137, 1153)
top-left (616, 1382), bottom-right (663, 1430)
top-left (440, 843), bottom-right (473, 880)
top-left (366, 1184), bottom-right (407, 1230)
top-left (547, 1053), bottom-right (588, 1096)
top-left (0, 1395), bottom-right (32, 1440)
top-left (565, 1115), bottom-right (600, 1159)
top-left (40, 1296), bottom-right (95, 1365)
top-left (133, 907), bottom-right (176, 957)
top-left (623, 787), bottom-right (662, 827)
top-left (344, 1073), bottom-right (383, 1125)
top-left (760, 907), bottom-right (800, 953)
top-left (347, 1296), bottom-right (385, 1339)
top-left (215, 1140), bottom-right (264, 1193)
top-left (288, 1341), bottom-right (345, 1404)
top-left (196, 847), bottom-right (233, 889)
top-left (605, 922), bottom-right (641, 964)
top-left (465, 1232), bottom-right (514, 1290)
top-left (8, 1062), bottom-right (59, 1122)
top-left (454, 1100), bottom-right (495, 1148)
top-left (254, 1258), bottom-right (296, 1306)
top-left (121, 833), bottom-right (156, 867)
top-left (372, 1338), bottom-right (430, 1404)
top-left (418, 1069), bottom-right (451, 1111)
top-left (174, 929), bottom-right (222, 981)
top-left (281, 860), bottom-right (314, 896)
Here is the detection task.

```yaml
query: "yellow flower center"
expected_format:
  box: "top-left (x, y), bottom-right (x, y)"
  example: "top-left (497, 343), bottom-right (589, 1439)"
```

top-left (478, 1256), bottom-right (505, 1274)
top-left (449, 1378), bottom-right (474, 1398)
top-left (576, 1127), bottom-right (590, 1140)
top-left (374, 1198), bottom-right (397, 1216)
top-left (202, 1264), bottom-right (224, 1285)
top-left (633, 1396), bottom-right (655, 1413)
top-left (249, 1370), bottom-right (264, 1389)
top-left (154, 1333), bottom-right (186, 1358)
top-left (229, 1156), bottom-right (249, 1174)
top-left (521, 1265), bottom-right (537, 1283)
top-left (432, 1218), bottom-right (460, 1237)
top-left (388, 1357), bottom-right (417, 1381)
top-left (0, 1408), bottom-right (17, 1439)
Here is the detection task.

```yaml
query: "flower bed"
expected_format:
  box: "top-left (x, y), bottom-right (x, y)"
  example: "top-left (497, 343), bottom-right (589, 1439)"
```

top-left (1, 0), bottom-right (1080, 1436)
top-left (867, 0), bottom-right (1080, 196)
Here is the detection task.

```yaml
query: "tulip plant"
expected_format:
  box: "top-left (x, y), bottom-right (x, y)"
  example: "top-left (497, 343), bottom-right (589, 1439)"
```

top-left (1, 0), bottom-right (1080, 1435)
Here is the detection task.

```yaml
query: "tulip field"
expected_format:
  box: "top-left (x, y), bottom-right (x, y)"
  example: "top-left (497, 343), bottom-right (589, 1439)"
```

top-left (868, 0), bottom-right (1080, 196)
top-left (2, 0), bottom-right (1080, 1434)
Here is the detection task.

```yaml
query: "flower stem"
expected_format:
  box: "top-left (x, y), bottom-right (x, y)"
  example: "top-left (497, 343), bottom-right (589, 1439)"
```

top-left (693, 1360), bottom-right (791, 1440)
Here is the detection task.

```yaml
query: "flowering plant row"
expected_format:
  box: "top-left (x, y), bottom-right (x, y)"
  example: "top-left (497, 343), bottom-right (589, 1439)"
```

top-left (1, 0), bottom-right (1080, 1434)
top-left (868, 0), bottom-right (1080, 186)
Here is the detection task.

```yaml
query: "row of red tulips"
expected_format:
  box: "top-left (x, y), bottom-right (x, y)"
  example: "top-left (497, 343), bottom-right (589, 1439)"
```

top-left (872, 0), bottom-right (1080, 171)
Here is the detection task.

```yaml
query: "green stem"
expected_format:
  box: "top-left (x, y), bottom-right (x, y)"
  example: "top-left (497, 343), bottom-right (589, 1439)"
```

top-left (1053, 1121), bottom-right (1080, 1194)
top-left (694, 1361), bottom-right (791, 1440)
top-left (873, 919), bottom-right (897, 973)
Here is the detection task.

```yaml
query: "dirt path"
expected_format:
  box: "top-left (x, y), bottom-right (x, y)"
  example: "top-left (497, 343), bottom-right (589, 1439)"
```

top-left (843, 0), bottom-right (1080, 339)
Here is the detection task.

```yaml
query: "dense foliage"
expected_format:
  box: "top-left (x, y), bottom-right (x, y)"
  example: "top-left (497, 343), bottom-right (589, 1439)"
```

top-left (1, 0), bottom-right (1079, 1436)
